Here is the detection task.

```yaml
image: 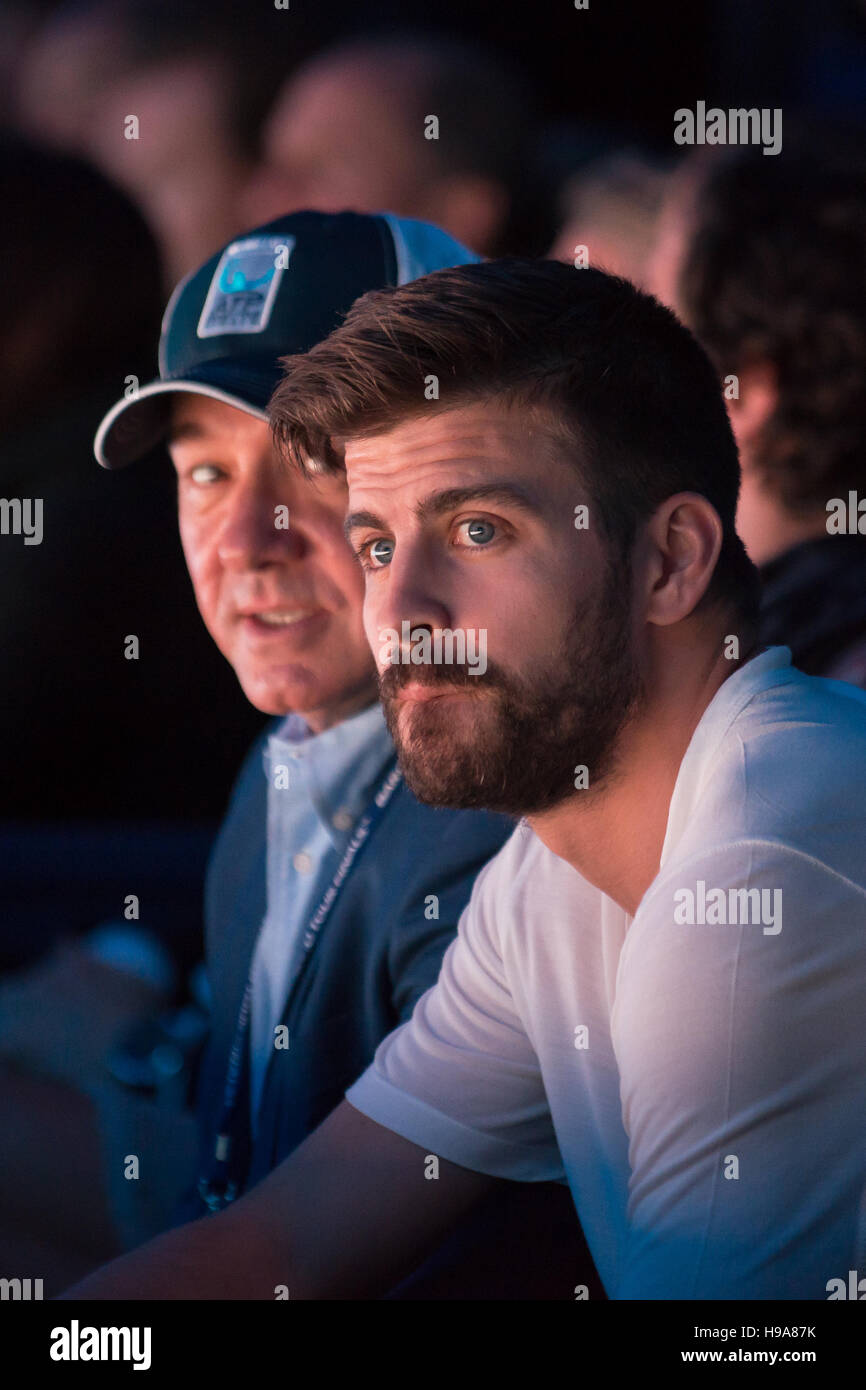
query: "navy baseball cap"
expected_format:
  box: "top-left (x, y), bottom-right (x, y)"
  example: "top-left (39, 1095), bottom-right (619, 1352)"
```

top-left (95, 210), bottom-right (479, 469)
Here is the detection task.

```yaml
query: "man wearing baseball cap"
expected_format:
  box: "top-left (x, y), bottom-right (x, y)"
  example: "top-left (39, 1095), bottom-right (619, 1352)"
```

top-left (91, 211), bottom-right (589, 1298)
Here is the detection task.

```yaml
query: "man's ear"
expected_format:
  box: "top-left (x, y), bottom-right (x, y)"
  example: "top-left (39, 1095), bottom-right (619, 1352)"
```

top-left (726, 362), bottom-right (778, 463)
top-left (641, 492), bottom-right (724, 627)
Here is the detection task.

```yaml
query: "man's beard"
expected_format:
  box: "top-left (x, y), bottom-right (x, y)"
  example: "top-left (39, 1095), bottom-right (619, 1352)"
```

top-left (379, 555), bottom-right (644, 816)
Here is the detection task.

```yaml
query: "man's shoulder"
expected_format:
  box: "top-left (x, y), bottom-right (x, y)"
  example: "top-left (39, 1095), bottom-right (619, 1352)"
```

top-left (670, 661), bottom-right (866, 870)
top-left (740, 667), bottom-right (866, 817)
top-left (735, 659), bottom-right (866, 741)
top-left (656, 667), bottom-right (866, 906)
top-left (727, 664), bottom-right (866, 799)
top-left (207, 721), bottom-right (277, 848)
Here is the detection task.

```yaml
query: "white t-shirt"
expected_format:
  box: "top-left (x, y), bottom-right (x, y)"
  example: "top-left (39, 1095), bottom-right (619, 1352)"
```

top-left (346, 648), bottom-right (866, 1299)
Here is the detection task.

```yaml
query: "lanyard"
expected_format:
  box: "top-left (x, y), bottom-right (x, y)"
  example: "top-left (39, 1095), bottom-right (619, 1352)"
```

top-left (197, 757), bottom-right (402, 1213)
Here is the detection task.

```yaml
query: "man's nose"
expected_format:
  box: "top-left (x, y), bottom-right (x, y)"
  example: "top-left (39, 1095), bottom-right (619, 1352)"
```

top-left (372, 542), bottom-right (453, 649)
top-left (216, 483), bottom-right (305, 569)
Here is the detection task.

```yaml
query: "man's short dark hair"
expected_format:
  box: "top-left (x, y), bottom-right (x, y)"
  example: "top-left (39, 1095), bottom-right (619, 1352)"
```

top-left (678, 131), bottom-right (866, 515)
top-left (271, 257), bottom-right (760, 626)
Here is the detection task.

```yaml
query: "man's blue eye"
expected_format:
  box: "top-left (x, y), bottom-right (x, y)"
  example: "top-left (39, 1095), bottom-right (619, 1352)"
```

top-left (369, 538), bottom-right (394, 566)
top-left (465, 520), bottom-right (495, 544)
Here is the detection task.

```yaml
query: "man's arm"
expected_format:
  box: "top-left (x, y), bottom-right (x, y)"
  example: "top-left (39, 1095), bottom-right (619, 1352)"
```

top-left (61, 1100), bottom-right (496, 1300)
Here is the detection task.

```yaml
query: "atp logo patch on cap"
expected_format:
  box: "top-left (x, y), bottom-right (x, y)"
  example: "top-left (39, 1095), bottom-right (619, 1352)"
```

top-left (197, 235), bottom-right (295, 338)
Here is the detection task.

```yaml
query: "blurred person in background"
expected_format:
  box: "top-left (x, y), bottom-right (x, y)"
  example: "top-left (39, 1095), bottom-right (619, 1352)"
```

top-left (0, 135), bottom-right (263, 905)
top-left (13, 0), bottom-right (290, 282)
top-left (242, 31), bottom-right (552, 258)
top-left (11, 0), bottom-right (134, 149)
top-left (0, 1), bottom-right (48, 124)
top-left (649, 132), bottom-right (866, 686)
top-left (0, 136), bottom-right (265, 1290)
top-left (549, 148), bottom-right (672, 288)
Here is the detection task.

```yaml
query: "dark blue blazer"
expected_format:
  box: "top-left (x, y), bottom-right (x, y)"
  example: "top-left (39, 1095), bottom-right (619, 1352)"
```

top-left (182, 726), bottom-right (510, 1203)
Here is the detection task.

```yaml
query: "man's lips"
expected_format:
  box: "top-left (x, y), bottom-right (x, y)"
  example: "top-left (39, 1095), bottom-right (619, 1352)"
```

top-left (240, 605), bottom-right (322, 626)
top-left (237, 606), bottom-right (328, 639)
top-left (392, 682), bottom-right (477, 704)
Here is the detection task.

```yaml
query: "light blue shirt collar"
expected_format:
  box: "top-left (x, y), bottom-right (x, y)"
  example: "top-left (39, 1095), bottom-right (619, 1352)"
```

top-left (265, 701), bottom-right (393, 849)
top-left (249, 698), bottom-right (394, 1127)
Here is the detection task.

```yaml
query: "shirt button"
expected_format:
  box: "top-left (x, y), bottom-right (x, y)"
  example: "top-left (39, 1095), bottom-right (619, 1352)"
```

top-left (331, 808), bottom-right (354, 832)
top-left (293, 851), bottom-right (313, 874)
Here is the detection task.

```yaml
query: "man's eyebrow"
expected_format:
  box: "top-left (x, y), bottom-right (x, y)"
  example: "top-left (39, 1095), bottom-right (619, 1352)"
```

top-left (415, 483), bottom-right (541, 521)
top-left (344, 509), bottom-right (385, 540)
top-left (344, 482), bottom-right (541, 541)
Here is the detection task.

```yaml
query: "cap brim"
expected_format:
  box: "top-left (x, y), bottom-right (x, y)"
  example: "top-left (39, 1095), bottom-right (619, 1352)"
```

top-left (95, 378), bottom-right (270, 470)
